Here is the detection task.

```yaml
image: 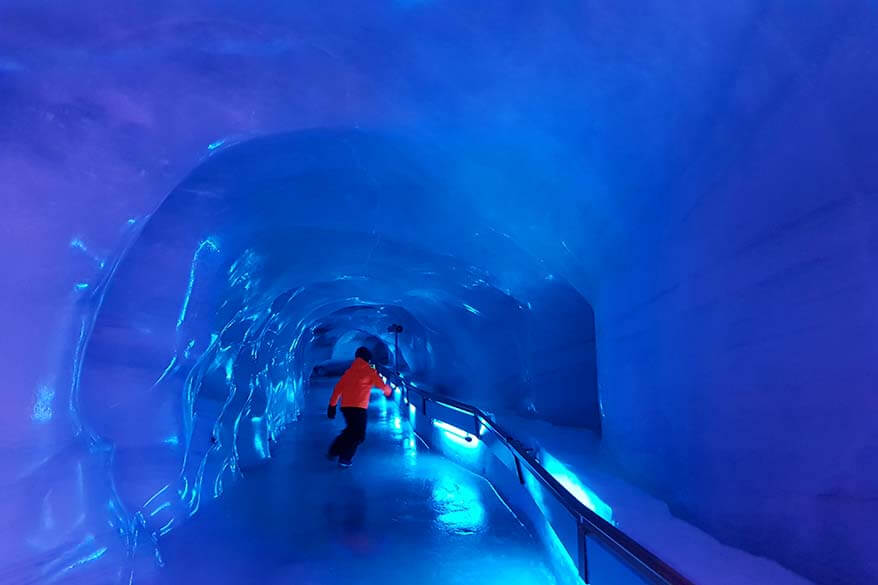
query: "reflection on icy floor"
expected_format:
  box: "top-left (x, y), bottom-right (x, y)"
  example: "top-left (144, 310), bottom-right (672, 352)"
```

top-left (158, 382), bottom-right (556, 585)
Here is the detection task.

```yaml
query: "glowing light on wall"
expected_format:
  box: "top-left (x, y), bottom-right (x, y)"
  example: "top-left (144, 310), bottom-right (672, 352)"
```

top-left (225, 358), bottom-right (234, 382)
top-left (462, 303), bottom-right (482, 316)
top-left (407, 402), bottom-right (418, 432)
top-left (149, 502), bottom-right (172, 517)
top-left (432, 420), bottom-right (479, 448)
top-left (158, 518), bottom-right (175, 536)
top-left (522, 458), bottom-right (587, 581)
top-left (435, 401), bottom-right (471, 415)
top-left (522, 470), bottom-right (583, 583)
top-left (542, 453), bottom-right (614, 524)
top-left (64, 545), bottom-right (109, 574)
top-left (252, 417), bottom-right (268, 459)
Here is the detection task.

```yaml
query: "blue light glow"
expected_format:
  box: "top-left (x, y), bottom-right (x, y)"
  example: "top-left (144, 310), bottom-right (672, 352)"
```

top-left (73, 282), bottom-right (89, 291)
top-left (63, 545), bottom-right (109, 573)
top-left (153, 354), bottom-right (177, 387)
top-left (208, 138), bottom-right (226, 150)
top-left (542, 453), bottom-right (614, 523)
top-left (159, 518), bottom-right (175, 536)
top-left (521, 468), bottom-right (583, 581)
top-left (214, 461), bottom-right (230, 500)
top-left (149, 502), bottom-right (172, 517)
top-left (143, 485), bottom-right (170, 508)
top-left (433, 419), bottom-right (471, 439)
top-left (433, 419), bottom-right (480, 449)
top-left (252, 417), bottom-right (269, 458)
top-left (435, 400), bottom-right (471, 415)
top-left (462, 303), bottom-right (482, 316)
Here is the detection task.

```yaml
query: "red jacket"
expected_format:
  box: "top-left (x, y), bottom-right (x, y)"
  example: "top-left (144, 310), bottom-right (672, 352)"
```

top-left (329, 358), bottom-right (392, 409)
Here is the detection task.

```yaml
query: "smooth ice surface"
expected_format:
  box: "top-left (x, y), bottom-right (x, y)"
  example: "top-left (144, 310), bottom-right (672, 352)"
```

top-left (158, 382), bottom-right (556, 585)
top-left (2, 3), bottom-right (878, 585)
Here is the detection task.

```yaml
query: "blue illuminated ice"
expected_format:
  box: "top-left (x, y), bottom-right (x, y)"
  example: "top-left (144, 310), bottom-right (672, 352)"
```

top-left (2, 3), bottom-right (875, 584)
top-left (157, 383), bottom-right (558, 585)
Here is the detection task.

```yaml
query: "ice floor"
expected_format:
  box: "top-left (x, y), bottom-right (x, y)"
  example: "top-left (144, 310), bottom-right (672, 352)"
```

top-left (158, 383), bottom-right (556, 585)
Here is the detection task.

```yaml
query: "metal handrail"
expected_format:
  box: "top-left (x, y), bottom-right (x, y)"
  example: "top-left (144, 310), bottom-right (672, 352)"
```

top-left (384, 372), bottom-right (694, 585)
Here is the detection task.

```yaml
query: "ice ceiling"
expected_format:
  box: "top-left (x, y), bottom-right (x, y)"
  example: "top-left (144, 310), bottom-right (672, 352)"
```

top-left (1, 2), bottom-right (876, 585)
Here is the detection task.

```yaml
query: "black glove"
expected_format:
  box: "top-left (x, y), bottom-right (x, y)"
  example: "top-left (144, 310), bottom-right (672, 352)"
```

top-left (327, 404), bottom-right (337, 419)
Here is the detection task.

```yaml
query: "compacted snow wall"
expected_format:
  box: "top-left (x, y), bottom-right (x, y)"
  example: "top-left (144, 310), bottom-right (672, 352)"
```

top-left (2, 2), bottom-right (876, 584)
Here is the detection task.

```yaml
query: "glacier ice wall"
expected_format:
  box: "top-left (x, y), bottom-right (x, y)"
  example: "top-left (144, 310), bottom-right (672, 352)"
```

top-left (2, 2), bottom-right (877, 585)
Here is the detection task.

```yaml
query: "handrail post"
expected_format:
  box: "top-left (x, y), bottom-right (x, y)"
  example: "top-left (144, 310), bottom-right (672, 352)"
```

top-left (578, 519), bottom-right (589, 584)
top-left (387, 323), bottom-right (403, 374)
top-left (514, 456), bottom-right (525, 485)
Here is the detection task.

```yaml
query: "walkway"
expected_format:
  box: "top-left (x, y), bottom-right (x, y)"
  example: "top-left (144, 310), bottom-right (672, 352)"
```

top-left (159, 381), bottom-right (556, 585)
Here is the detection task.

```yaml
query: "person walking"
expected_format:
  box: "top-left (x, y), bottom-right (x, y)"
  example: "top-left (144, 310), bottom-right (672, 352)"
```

top-left (326, 346), bottom-right (392, 467)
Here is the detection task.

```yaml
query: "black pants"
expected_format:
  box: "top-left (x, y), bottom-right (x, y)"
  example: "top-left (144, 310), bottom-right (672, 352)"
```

top-left (329, 407), bottom-right (368, 462)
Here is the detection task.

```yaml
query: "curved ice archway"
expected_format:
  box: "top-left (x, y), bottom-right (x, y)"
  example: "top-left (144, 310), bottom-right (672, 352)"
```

top-left (64, 129), bottom-right (602, 580)
top-left (1, 2), bottom-right (876, 584)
